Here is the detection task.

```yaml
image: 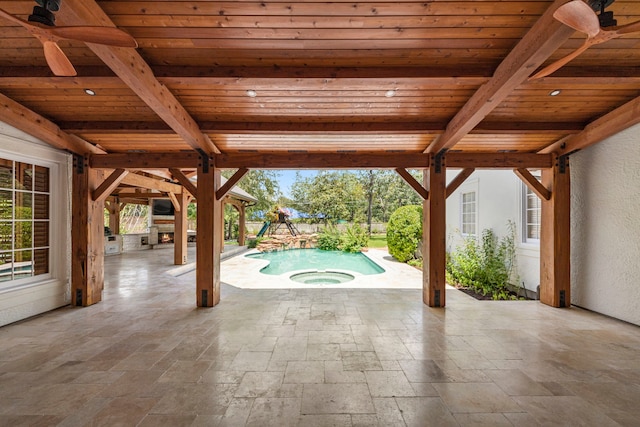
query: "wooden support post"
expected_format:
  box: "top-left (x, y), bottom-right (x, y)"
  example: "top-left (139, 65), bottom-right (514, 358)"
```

top-left (423, 153), bottom-right (447, 307)
top-left (238, 203), bottom-right (246, 246)
top-left (540, 155), bottom-right (571, 307)
top-left (196, 156), bottom-right (222, 307)
top-left (105, 199), bottom-right (121, 235)
top-left (174, 192), bottom-right (189, 265)
top-left (71, 155), bottom-right (105, 307)
top-left (220, 202), bottom-right (225, 253)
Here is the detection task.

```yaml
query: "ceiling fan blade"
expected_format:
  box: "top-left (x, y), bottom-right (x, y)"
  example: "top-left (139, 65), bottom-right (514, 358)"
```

top-left (529, 39), bottom-right (592, 80)
top-left (42, 40), bottom-right (77, 76)
top-left (553, 0), bottom-right (600, 38)
top-left (611, 19), bottom-right (640, 35)
top-left (49, 26), bottom-right (138, 48)
top-left (0, 8), bottom-right (29, 27)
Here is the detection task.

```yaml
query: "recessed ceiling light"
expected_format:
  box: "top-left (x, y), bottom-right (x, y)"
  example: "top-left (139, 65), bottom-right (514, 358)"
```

top-left (385, 89), bottom-right (396, 98)
top-left (549, 89), bottom-right (561, 96)
top-left (246, 89), bottom-right (257, 98)
top-left (84, 88), bottom-right (96, 96)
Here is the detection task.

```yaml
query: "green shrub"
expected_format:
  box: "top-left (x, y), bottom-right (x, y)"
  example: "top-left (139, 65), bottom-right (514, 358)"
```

top-left (387, 205), bottom-right (422, 262)
top-left (446, 221), bottom-right (518, 300)
top-left (340, 223), bottom-right (369, 253)
top-left (317, 225), bottom-right (342, 251)
top-left (247, 237), bottom-right (264, 249)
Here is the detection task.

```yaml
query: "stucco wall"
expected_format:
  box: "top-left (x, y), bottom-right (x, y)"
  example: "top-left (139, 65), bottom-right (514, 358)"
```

top-left (445, 169), bottom-right (540, 292)
top-left (571, 124), bottom-right (640, 325)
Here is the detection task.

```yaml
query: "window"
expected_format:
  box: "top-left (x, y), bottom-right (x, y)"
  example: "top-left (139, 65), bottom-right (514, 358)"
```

top-left (522, 179), bottom-right (541, 243)
top-left (0, 158), bottom-right (50, 282)
top-left (460, 191), bottom-right (477, 235)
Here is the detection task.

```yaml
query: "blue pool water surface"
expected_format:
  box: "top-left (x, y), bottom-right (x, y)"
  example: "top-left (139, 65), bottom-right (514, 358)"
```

top-left (246, 249), bottom-right (385, 275)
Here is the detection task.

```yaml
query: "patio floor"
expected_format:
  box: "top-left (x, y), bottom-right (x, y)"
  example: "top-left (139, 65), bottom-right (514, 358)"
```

top-left (1, 247), bottom-right (639, 426)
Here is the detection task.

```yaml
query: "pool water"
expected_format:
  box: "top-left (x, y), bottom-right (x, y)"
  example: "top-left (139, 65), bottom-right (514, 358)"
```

top-left (246, 249), bottom-right (385, 276)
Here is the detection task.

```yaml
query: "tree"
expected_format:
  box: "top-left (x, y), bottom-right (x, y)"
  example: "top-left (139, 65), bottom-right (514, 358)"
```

top-left (291, 171), bottom-right (365, 224)
top-left (372, 170), bottom-right (423, 223)
top-left (222, 170), bottom-right (281, 221)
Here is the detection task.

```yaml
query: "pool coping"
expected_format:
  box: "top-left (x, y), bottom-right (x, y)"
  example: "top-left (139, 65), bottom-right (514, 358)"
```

top-left (221, 248), bottom-right (423, 289)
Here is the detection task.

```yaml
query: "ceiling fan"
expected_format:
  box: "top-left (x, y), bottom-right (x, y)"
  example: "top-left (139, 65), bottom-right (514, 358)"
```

top-left (0, 0), bottom-right (137, 77)
top-left (530, 0), bottom-right (640, 80)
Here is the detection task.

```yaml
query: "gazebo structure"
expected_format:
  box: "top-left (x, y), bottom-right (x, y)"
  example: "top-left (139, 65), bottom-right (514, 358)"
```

top-left (104, 173), bottom-right (257, 263)
top-left (0, 0), bottom-right (639, 315)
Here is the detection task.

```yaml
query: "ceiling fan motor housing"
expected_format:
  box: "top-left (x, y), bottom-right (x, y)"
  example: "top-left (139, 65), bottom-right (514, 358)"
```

top-left (598, 11), bottom-right (617, 27)
top-left (29, 6), bottom-right (55, 26)
top-left (30, 0), bottom-right (61, 26)
top-left (36, 0), bottom-right (61, 12)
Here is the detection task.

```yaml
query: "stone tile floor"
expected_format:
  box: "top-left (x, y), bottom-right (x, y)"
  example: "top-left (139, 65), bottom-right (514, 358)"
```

top-left (1, 247), bottom-right (639, 426)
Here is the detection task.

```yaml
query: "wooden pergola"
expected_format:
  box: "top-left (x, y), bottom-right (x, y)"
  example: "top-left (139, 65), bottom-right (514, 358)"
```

top-left (102, 172), bottom-right (257, 263)
top-left (1, 0), bottom-right (639, 309)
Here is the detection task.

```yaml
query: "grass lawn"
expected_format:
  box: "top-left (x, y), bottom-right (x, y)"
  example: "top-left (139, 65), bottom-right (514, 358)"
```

top-left (368, 234), bottom-right (387, 249)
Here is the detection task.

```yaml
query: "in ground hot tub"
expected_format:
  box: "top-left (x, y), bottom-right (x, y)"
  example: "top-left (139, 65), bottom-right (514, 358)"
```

top-left (290, 271), bottom-right (355, 285)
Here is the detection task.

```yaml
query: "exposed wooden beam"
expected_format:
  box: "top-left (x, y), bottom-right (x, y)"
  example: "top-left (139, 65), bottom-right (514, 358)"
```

top-left (0, 92), bottom-right (104, 155)
top-left (113, 191), bottom-right (167, 199)
top-left (557, 95), bottom-right (640, 156)
top-left (446, 153), bottom-right (553, 169)
top-left (0, 66), bottom-right (493, 80)
top-left (91, 153), bottom-right (199, 169)
top-left (92, 169), bottom-right (128, 202)
top-left (91, 152), bottom-right (552, 170)
top-left (170, 168), bottom-right (198, 198)
top-left (117, 198), bottom-right (151, 205)
top-left (395, 168), bottom-right (428, 200)
top-left (59, 120), bottom-right (583, 134)
top-left (121, 173), bottom-right (182, 194)
top-left (57, 0), bottom-right (219, 155)
top-left (140, 169), bottom-right (173, 180)
top-left (217, 153), bottom-right (431, 169)
top-left (167, 192), bottom-right (180, 212)
top-left (426, 0), bottom-right (575, 154)
top-left (446, 168), bottom-right (475, 198)
top-left (156, 66), bottom-right (495, 80)
top-left (514, 168), bottom-right (551, 201)
top-left (5, 64), bottom-right (640, 82)
top-left (216, 168), bottom-right (249, 201)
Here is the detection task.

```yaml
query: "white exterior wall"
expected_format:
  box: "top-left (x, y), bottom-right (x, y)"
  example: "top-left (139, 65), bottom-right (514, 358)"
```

top-left (571, 124), bottom-right (640, 326)
top-left (0, 122), bottom-right (72, 327)
top-left (445, 169), bottom-right (540, 292)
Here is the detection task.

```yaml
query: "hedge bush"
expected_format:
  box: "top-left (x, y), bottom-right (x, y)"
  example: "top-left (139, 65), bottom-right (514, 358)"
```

top-left (317, 225), bottom-right (342, 251)
top-left (387, 205), bottom-right (422, 262)
top-left (340, 223), bottom-right (369, 253)
top-left (317, 223), bottom-right (369, 252)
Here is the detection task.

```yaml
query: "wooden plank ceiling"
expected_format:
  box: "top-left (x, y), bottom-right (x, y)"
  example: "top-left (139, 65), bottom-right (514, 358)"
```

top-left (0, 0), bottom-right (639, 158)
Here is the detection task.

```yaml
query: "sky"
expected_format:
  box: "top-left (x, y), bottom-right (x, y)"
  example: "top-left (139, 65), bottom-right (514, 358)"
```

top-left (276, 169), bottom-right (318, 198)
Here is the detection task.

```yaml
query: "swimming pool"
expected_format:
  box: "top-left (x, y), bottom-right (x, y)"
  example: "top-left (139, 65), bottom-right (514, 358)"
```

top-left (246, 248), bottom-right (385, 278)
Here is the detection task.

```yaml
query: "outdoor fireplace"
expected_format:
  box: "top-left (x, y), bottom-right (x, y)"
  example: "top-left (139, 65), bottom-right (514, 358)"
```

top-left (159, 232), bottom-right (174, 244)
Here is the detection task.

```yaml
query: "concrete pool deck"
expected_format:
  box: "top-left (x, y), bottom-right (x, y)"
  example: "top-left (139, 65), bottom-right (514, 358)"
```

top-left (218, 248), bottom-right (424, 290)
